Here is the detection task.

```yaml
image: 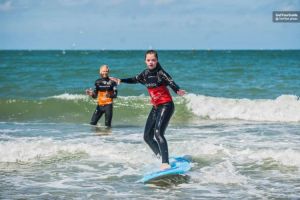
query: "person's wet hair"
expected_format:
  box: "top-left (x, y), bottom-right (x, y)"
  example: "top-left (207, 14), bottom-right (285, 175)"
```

top-left (145, 50), bottom-right (158, 60)
top-left (145, 50), bottom-right (162, 69)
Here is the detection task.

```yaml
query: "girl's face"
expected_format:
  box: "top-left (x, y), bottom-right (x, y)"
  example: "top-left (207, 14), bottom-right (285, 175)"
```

top-left (145, 53), bottom-right (158, 70)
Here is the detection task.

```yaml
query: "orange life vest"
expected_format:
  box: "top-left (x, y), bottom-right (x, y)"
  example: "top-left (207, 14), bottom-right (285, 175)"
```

top-left (97, 91), bottom-right (114, 106)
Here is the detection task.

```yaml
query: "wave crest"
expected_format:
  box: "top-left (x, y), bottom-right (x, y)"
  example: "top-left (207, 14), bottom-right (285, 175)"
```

top-left (185, 94), bottom-right (300, 122)
top-left (48, 93), bottom-right (88, 100)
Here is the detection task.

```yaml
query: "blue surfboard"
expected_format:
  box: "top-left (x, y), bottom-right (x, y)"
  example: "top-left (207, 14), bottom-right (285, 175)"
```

top-left (139, 156), bottom-right (192, 184)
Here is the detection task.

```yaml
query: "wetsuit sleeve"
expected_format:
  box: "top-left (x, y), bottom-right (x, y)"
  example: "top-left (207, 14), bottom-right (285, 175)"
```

top-left (120, 77), bottom-right (138, 84)
top-left (120, 71), bottom-right (145, 84)
top-left (160, 70), bottom-right (180, 93)
top-left (91, 80), bottom-right (99, 99)
top-left (107, 82), bottom-right (118, 98)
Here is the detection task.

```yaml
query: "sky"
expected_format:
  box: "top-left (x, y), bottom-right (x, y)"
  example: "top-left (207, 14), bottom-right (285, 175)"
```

top-left (0, 0), bottom-right (299, 50)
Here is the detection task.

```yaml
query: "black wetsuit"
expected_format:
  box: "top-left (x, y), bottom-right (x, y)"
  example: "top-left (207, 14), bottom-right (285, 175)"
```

top-left (90, 77), bottom-right (117, 127)
top-left (121, 64), bottom-right (180, 164)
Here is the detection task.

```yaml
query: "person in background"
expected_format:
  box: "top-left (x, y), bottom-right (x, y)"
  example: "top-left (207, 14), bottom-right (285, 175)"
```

top-left (86, 65), bottom-right (117, 128)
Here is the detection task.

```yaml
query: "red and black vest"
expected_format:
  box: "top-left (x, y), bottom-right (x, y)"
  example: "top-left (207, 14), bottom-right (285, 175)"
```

top-left (121, 64), bottom-right (180, 107)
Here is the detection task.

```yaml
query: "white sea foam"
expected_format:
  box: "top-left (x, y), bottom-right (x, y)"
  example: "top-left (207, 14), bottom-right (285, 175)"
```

top-left (48, 93), bottom-right (148, 101)
top-left (49, 93), bottom-right (88, 100)
top-left (47, 93), bottom-right (150, 107)
top-left (0, 137), bottom-right (150, 165)
top-left (199, 160), bottom-right (248, 185)
top-left (0, 138), bottom-right (85, 163)
top-left (185, 94), bottom-right (300, 122)
top-left (171, 140), bottom-right (229, 157)
top-left (234, 148), bottom-right (300, 168)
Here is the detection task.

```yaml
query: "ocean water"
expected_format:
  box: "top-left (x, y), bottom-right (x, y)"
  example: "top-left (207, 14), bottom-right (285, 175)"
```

top-left (0, 50), bottom-right (300, 199)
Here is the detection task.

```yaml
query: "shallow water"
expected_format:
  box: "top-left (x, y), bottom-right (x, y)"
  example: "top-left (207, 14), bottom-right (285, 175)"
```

top-left (1, 121), bottom-right (299, 199)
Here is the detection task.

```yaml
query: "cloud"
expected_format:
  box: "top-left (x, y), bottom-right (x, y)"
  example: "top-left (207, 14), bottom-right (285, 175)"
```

top-left (0, 0), bottom-right (12, 11)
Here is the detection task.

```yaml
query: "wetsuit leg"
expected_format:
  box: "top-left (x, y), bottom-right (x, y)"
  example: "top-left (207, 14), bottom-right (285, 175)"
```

top-left (90, 106), bottom-right (104, 125)
top-left (154, 102), bottom-right (174, 164)
top-left (104, 104), bottom-right (113, 127)
top-left (144, 106), bottom-right (161, 156)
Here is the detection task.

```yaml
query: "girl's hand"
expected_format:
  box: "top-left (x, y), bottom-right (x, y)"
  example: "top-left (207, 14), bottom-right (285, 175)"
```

top-left (109, 77), bottom-right (121, 85)
top-left (177, 89), bottom-right (186, 96)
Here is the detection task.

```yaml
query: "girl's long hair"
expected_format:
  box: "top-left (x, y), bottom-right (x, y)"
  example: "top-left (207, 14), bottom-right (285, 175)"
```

top-left (145, 50), bottom-right (162, 69)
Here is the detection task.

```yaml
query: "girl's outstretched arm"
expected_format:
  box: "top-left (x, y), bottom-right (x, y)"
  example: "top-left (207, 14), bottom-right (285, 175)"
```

top-left (110, 71), bottom-right (145, 85)
top-left (159, 69), bottom-right (186, 96)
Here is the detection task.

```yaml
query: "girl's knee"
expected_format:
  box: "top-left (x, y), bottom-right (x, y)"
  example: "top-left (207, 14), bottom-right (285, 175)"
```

top-left (154, 130), bottom-right (165, 144)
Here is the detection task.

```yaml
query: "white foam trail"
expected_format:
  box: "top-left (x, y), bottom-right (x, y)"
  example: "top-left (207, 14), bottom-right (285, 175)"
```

top-left (0, 137), bottom-right (151, 165)
top-left (0, 138), bottom-right (85, 163)
top-left (117, 94), bottom-right (147, 100)
top-left (171, 136), bottom-right (300, 168)
top-left (115, 95), bottom-right (150, 108)
top-left (47, 94), bottom-right (150, 109)
top-left (234, 148), bottom-right (300, 167)
top-left (185, 94), bottom-right (300, 122)
top-left (48, 93), bottom-right (148, 101)
top-left (199, 160), bottom-right (248, 185)
top-left (171, 140), bottom-right (229, 157)
top-left (49, 93), bottom-right (88, 100)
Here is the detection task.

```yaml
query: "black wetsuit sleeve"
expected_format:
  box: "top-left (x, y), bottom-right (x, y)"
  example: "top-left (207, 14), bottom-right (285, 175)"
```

top-left (121, 71), bottom-right (144, 84)
top-left (91, 80), bottom-right (99, 99)
top-left (107, 82), bottom-right (118, 98)
top-left (120, 77), bottom-right (138, 84)
top-left (160, 69), bottom-right (180, 93)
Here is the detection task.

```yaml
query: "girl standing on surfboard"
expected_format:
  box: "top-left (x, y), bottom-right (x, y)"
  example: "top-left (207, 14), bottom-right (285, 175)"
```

top-left (110, 50), bottom-right (185, 170)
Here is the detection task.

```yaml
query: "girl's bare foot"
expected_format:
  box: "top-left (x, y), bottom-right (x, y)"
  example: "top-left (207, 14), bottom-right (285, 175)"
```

top-left (160, 163), bottom-right (171, 170)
